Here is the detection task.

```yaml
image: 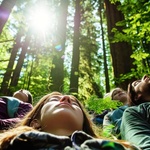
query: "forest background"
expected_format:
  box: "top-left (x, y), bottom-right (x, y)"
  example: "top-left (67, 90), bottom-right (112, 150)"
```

top-left (0, 0), bottom-right (149, 113)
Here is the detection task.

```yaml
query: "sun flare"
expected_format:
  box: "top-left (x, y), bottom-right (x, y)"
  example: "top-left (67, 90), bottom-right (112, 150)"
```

top-left (29, 5), bottom-right (55, 34)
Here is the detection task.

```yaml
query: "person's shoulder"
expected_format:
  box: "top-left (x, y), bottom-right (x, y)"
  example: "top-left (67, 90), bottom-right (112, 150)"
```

top-left (118, 105), bottom-right (128, 111)
top-left (0, 96), bottom-right (20, 102)
top-left (138, 102), bottom-right (150, 107)
top-left (105, 111), bottom-right (112, 116)
top-left (0, 96), bottom-right (6, 102)
top-left (124, 102), bottom-right (150, 114)
top-left (72, 131), bottom-right (140, 150)
top-left (18, 101), bottom-right (33, 108)
top-left (0, 96), bottom-right (21, 106)
top-left (8, 130), bottom-right (71, 149)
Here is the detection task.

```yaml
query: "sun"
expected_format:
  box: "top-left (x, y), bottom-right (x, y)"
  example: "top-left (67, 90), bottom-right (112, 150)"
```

top-left (28, 5), bottom-right (55, 34)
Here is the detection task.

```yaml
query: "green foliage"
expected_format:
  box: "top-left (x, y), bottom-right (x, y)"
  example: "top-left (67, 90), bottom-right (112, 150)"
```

top-left (131, 51), bottom-right (150, 75)
top-left (109, 0), bottom-right (150, 83)
top-left (1, 0), bottom-right (150, 104)
top-left (131, 51), bottom-right (149, 61)
top-left (85, 95), bottom-right (122, 114)
top-left (102, 124), bottom-right (115, 138)
top-left (115, 50), bottom-right (150, 83)
top-left (114, 1), bottom-right (150, 45)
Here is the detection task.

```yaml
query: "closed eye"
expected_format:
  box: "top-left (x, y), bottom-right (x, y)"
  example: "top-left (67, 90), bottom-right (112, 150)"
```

top-left (133, 80), bottom-right (141, 86)
top-left (72, 102), bottom-right (79, 106)
top-left (49, 98), bottom-right (59, 102)
top-left (70, 100), bottom-right (80, 106)
top-left (112, 90), bottom-right (121, 97)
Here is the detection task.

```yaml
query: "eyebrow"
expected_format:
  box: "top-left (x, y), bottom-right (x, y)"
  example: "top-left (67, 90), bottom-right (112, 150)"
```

top-left (49, 95), bottom-right (78, 102)
top-left (134, 80), bottom-right (141, 82)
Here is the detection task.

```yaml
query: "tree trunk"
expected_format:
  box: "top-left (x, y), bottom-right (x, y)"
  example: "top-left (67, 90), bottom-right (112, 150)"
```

top-left (8, 32), bottom-right (31, 95)
top-left (69, 0), bottom-right (81, 94)
top-left (50, 0), bottom-right (69, 92)
top-left (0, 29), bottom-right (23, 95)
top-left (0, 0), bottom-right (17, 34)
top-left (99, 0), bottom-right (110, 93)
top-left (104, 0), bottom-right (134, 90)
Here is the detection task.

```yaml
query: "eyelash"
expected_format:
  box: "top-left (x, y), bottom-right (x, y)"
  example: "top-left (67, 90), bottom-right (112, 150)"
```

top-left (49, 98), bottom-right (59, 102)
top-left (49, 98), bottom-right (78, 106)
top-left (72, 102), bottom-right (79, 106)
top-left (134, 81), bottom-right (140, 86)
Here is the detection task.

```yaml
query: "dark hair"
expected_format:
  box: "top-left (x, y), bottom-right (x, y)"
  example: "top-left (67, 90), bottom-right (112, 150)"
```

top-left (22, 89), bottom-right (33, 104)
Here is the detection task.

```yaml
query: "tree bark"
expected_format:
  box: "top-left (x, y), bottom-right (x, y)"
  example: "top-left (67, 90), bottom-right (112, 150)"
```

top-left (8, 31), bottom-right (31, 95)
top-left (69, 0), bottom-right (81, 94)
top-left (50, 0), bottom-right (69, 92)
top-left (0, 0), bottom-right (17, 34)
top-left (104, 0), bottom-right (134, 90)
top-left (99, 0), bottom-right (110, 93)
top-left (0, 29), bottom-right (23, 95)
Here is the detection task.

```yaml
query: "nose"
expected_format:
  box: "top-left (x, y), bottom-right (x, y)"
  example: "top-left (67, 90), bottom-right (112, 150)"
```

top-left (60, 95), bottom-right (71, 103)
top-left (142, 75), bottom-right (149, 81)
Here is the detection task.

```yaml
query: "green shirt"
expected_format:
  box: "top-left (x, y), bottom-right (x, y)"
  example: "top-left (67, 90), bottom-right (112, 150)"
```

top-left (121, 102), bottom-right (150, 150)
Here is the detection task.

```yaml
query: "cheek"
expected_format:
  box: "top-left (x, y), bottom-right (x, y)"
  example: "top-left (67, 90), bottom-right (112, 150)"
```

top-left (40, 103), bottom-right (55, 120)
top-left (113, 95), bottom-right (118, 100)
top-left (134, 83), bottom-right (144, 93)
top-left (75, 107), bottom-right (84, 123)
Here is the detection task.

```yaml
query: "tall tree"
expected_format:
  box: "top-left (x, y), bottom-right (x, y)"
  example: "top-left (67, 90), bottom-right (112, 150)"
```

top-left (99, 0), bottom-right (110, 93)
top-left (69, 0), bottom-right (81, 94)
top-left (104, 0), bottom-right (134, 90)
top-left (50, 0), bottom-right (69, 92)
top-left (0, 0), bottom-right (17, 34)
top-left (0, 29), bottom-right (23, 95)
top-left (8, 31), bottom-right (31, 95)
top-left (78, 1), bottom-right (103, 99)
top-left (118, 0), bottom-right (150, 76)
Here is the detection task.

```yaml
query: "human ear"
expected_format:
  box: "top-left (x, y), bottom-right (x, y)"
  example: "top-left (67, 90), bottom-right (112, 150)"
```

top-left (30, 119), bottom-right (41, 129)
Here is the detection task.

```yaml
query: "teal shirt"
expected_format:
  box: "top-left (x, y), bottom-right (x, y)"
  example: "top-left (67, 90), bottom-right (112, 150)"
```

top-left (103, 105), bottom-right (128, 135)
top-left (1, 96), bottom-right (20, 118)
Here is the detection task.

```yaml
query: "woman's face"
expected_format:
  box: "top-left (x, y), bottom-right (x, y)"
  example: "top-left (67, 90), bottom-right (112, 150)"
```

top-left (13, 91), bottom-right (29, 103)
top-left (131, 75), bottom-right (150, 101)
top-left (39, 95), bottom-right (84, 135)
top-left (112, 88), bottom-right (127, 103)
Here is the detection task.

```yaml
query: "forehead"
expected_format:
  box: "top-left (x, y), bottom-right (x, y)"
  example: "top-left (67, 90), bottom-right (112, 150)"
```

top-left (112, 88), bottom-right (122, 95)
top-left (113, 89), bottom-right (122, 93)
top-left (13, 92), bottom-right (28, 102)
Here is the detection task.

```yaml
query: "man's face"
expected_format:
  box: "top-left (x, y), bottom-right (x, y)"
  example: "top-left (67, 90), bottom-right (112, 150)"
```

top-left (131, 75), bottom-right (150, 101)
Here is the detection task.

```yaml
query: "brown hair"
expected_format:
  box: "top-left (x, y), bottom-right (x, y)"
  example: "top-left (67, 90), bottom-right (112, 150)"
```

top-left (13, 89), bottom-right (33, 104)
top-left (0, 92), bottom-right (97, 149)
top-left (19, 92), bottom-right (96, 136)
top-left (0, 92), bottom-right (140, 150)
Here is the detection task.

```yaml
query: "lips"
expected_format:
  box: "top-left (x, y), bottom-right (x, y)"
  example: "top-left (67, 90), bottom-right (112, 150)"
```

top-left (57, 102), bottom-right (73, 109)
